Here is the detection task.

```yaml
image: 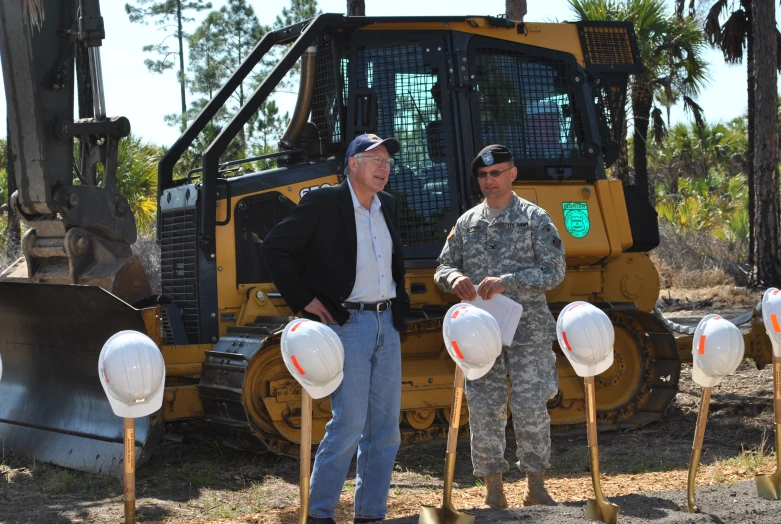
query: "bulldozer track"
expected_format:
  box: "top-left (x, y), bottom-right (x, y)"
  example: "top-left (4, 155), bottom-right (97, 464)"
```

top-left (198, 309), bottom-right (681, 456)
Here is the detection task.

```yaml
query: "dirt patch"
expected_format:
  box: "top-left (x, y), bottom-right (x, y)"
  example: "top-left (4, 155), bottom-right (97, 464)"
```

top-left (0, 299), bottom-right (777, 524)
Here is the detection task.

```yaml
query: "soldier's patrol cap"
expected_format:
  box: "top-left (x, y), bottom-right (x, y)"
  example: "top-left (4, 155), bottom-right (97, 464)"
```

top-left (471, 144), bottom-right (513, 176)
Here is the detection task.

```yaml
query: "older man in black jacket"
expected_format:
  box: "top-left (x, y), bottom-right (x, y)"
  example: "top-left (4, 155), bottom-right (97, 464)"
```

top-left (261, 134), bottom-right (409, 524)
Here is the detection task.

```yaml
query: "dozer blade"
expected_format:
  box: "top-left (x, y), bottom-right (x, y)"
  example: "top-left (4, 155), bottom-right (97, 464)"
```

top-left (0, 282), bottom-right (164, 475)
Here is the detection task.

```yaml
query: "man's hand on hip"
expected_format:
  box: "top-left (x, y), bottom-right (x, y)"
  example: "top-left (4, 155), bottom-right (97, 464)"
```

top-left (304, 297), bottom-right (335, 324)
top-left (452, 276), bottom-right (477, 301)
top-left (477, 277), bottom-right (506, 300)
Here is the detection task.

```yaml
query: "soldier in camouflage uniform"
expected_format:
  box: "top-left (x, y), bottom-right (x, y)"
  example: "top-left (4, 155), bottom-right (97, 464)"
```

top-left (434, 144), bottom-right (566, 509)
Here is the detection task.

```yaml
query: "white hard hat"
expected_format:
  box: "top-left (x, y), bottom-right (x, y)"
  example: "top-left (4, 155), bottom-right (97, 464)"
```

top-left (691, 314), bottom-right (744, 387)
top-left (761, 288), bottom-right (781, 357)
top-left (281, 319), bottom-right (345, 399)
top-left (98, 330), bottom-right (166, 418)
top-left (556, 302), bottom-right (615, 378)
top-left (442, 303), bottom-right (502, 381)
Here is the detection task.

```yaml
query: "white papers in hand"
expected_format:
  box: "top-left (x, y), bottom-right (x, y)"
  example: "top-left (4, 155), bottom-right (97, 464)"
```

top-left (464, 286), bottom-right (523, 346)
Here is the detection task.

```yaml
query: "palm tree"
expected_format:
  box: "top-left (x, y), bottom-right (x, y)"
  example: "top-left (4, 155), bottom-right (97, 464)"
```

top-left (751, 0), bottom-right (781, 286)
top-left (702, 0), bottom-right (781, 280)
top-left (568, 0), bottom-right (709, 204)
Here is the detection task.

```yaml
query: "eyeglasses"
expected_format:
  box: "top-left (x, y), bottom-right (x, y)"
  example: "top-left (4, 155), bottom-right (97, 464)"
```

top-left (475, 166), bottom-right (514, 179)
top-left (354, 154), bottom-right (395, 168)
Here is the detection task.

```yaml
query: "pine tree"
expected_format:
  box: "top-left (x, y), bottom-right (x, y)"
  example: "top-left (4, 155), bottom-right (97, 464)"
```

top-left (125, 0), bottom-right (212, 131)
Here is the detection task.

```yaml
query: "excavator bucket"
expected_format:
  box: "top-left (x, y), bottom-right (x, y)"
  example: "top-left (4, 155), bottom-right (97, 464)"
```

top-left (0, 282), bottom-right (163, 475)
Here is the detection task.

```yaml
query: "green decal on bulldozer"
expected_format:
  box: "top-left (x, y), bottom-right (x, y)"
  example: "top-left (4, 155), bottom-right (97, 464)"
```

top-left (563, 202), bottom-right (590, 238)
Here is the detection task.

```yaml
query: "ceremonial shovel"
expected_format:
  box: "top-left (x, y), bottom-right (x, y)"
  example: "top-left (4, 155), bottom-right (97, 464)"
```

top-left (584, 376), bottom-right (620, 524)
top-left (755, 355), bottom-right (781, 499)
top-left (686, 386), bottom-right (712, 512)
top-left (419, 366), bottom-right (474, 524)
top-left (299, 390), bottom-right (313, 524)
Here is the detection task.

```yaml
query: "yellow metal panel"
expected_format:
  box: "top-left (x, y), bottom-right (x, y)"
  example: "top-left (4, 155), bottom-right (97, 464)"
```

top-left (593, 179), bottom-right (623, 262)
top-left (526, 182), bottom-right (611, 264)
top-left (214, 174), bottom-right (340, 314)
top-left (600, 252), bottom-right (660, 312)
top-left (161, 344), bottom-right (209, 376)
top-left (162, 385), bottom-right (203, 420)
top-left (569, 269), bottom-right (603, 296)
top-left (608, 179), bottom-right (633, 251)
top-left (362, 21), bottom-right (586, 67)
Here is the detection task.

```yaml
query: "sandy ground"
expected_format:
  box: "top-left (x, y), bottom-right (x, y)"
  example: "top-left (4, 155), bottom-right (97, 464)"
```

top-left (1, 302), bottom-right (779, 523)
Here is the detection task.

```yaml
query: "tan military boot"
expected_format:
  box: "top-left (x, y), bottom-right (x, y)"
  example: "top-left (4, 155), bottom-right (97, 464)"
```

top-left (483, 473), bottom-right (508, 509)
top-left (522, 469), bottom-right (557, 506)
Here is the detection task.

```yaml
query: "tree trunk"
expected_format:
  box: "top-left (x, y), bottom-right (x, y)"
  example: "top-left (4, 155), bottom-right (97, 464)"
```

top-left (347, 0), bottom-right (365, 16)
top-left (506, 0), bottom-right (527, 21)
top-left (747, 2), bottom-right (756, 270)
top-left (177, 0), bottom-right (187, 132)
top-left (753, 0), bottom-right (781, 287)
top-left (631, 83), bottom-right (653, 204)
top-left (5, 127), bottom-right (20, 260)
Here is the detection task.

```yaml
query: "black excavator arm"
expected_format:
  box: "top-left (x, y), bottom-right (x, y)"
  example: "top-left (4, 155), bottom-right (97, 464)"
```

top-left (0, 0), bottom-right (157, 475)
top-left (0, 0), bottom-right (151, 303)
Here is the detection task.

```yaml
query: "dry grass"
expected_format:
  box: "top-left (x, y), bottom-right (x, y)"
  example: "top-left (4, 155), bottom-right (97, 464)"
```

top-left (653, 222), bottom-right (751, 289)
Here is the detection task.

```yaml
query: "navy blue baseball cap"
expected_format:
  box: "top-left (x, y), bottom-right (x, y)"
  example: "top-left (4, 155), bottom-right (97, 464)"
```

top-left (345, 134), bottom-right (401, 168)
top-left (471, 144), bottom-right (513, 176)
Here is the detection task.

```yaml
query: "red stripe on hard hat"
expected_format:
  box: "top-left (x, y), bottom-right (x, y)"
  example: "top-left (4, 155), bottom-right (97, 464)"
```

top-left (698, 335), bottom-right (706, 355)
top-left (452, 340), bottom-right (465, 359)
top-left (291, 355), bottom-right (306, 375)
top-left (291, 321), bottom-right (306, 332)
top-left (774, 289), bottom-right (781, 296)
top-left (562, 331), bottom-right (573, 351)
top-left (772, 314), bottom-right (781, 333)
top-left (451, 306), bottom-right (469, 319)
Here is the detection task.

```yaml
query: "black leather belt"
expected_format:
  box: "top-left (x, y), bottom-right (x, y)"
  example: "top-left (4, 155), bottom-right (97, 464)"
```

top-left (342, 300), bottom-right (392, 312)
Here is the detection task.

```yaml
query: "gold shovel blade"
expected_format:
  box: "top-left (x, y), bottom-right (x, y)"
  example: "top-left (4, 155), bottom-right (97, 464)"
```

top-left (585, 498), bottom-right (620, 524)
top-left (755, 472), bottom-right (781, 500)
top-left (419, 504), bottom-right (475, 524)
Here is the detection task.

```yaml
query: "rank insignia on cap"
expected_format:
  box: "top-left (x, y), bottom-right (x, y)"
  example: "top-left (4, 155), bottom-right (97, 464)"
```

top-left (481, 151), bottom-right (494, 166)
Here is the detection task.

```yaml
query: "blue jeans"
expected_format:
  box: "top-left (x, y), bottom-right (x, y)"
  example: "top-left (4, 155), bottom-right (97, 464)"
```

top-left (308, 308), bottom-right (402, 519)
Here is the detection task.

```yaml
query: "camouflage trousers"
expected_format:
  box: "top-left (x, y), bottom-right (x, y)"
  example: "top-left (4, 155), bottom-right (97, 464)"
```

top-left (464, 343), bottom-right (558, 476)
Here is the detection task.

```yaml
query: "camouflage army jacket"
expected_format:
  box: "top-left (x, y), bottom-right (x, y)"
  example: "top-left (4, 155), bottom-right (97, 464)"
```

top-left (435, 194), bottom-right (566, 346)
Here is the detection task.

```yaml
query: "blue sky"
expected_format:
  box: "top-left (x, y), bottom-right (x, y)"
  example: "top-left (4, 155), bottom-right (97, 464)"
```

top-left (0, 0), bottom-right (775, 146)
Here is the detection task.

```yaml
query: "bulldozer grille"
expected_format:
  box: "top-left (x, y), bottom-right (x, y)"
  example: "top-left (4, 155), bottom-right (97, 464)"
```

top-left (355, 44), bottom-right (451, 248)
top-left (474, 48), bottom-right (587, 160)
top-left (581, 25), bottom-right (636, 66)
top-left (160, 208), bottom-right (199, 343)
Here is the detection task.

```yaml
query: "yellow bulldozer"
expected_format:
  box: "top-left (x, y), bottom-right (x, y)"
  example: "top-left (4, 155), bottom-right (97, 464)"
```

top-left (0, 2), bottom-right (772, 475)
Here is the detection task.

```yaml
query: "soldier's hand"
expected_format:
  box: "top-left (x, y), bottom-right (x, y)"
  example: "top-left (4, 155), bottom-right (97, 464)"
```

top-left (304, 297), bottom-right (335, 324)
top-left (452, 276), bottom-right (477, 301)
top-left (477, 277), bottom-right (506, 300)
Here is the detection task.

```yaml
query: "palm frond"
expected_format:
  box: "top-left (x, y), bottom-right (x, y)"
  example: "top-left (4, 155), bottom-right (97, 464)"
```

top-left (23, 0), bottom-right (44, 28)
top-left (719, 9), bottom-right (749, 63)
top-left (705, 0), bottom-right (729, 44)
top-left (652, 106), bottom-right (666, 144)
top-left (683, 95), bottom-right (705, 128)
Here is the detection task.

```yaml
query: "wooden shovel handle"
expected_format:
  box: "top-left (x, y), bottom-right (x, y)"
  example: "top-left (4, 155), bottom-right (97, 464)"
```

top-left (299, 391), bottom-right (312, 524)
top-left (585, 376), bottom-right (597, 448)
top-left (693, 387), bottom-right (712, 451)
top-left (773, 357), bottom-right (781, 424)
top-left (447, 366), bottom-right (465, 454)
